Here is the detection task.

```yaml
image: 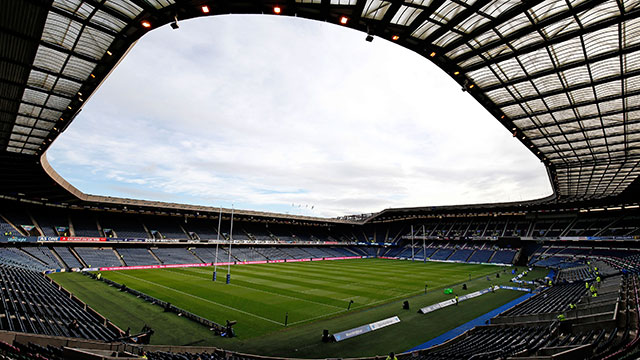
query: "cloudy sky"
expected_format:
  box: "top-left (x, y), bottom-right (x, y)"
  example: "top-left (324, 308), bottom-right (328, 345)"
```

top-left (47, 15), bottom-right (553, 218)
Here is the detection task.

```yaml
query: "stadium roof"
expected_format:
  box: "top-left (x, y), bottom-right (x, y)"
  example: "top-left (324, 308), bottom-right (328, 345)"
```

top-left (1, 0), bottom-right (640, 212)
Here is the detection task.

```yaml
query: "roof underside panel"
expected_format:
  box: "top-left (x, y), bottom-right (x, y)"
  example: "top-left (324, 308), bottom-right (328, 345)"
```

top-left (0, 0), bottom-right (639, 205)
top-left (455, 0), bottom-right (640, 200)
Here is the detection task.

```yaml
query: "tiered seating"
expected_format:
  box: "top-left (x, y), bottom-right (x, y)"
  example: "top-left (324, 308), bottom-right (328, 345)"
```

top-left (229, 247), bottom-right (268, 262)
top-left (21, 246), bottom-right (63, 269)
top-left (557, 265), bottom-right (595, 283)
top-left (0, 265), bottom-right (118, 341)
top-left (255, 247), bottom-right (289, 260)
top-left (531, 256), bottom-right (585, 270)
top-left (143, 217), bottom-right (188, 240)
top-left (276, 247), bottom-right (310, 259)
top-left (99, 213), bottom-right (149, 239)
top-left (2, 211), bottom-right (36, 235)
top-left (592, 260), bottom-right (618, 276)
top-left (530, 256), bottom-right (566, 267)
top-left (424, 247), bottom-right (438, 258)
top-left (418, 326), bottom-right (552, 360)
top-left (348, 246), bottom-right (377, 257)
top-left (380, 243), bottom-right (519, 265)
top-left (448, 249), bottom-right (473, 262)
top-left (328, 247), bottom-right (354, 257)
top-left (74, 248), bottom-right (122, 268)
top-left (53, 247), bottom-right (83, 268)
top-left (467, 249), bottom-right (493, 263)
top-left (152, 248), bottom-right (200, 264)
top-left (4, 341), bottom-right (65, 360)
top-left (231, 228), bottom-right (253, 241)
top-left (382, 246), bottom-right (405, 257)
top-left (430, 248), bottom-right (453, 260)
top-left (70, 213), bottom-right (100, 237)
top-left (491, 250), bottom-right (516, 264)
top-left (303, 247), bottom-right (336, 258)
top-left (400, 246), bottom-right (428, 259)
top-left (557, 247), bottom-right (589, 255)
top-left (191, 247), bottom-right (230, 263)
top-left (501, 283), bottom-right (585, 317)
top-left (29, 208), bottom-right (67, 237)
top-left (0, 216), bottom-right (17, 235)
top-left (0, 248), bottom-right (48, 271)
top-left (184, 219), bottom-right (219, 240)
top-left (117, 248), bottom-right (159, 266)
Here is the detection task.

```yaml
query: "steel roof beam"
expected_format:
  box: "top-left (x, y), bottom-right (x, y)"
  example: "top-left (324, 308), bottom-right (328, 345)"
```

top-left (422, 0), bottom-right (494, 45)
top-left (455, 0), bottom-right (617, 65)
top-left (482, 43), bottom-right (640, 93)
top-left (440, 0), bottom-right (546, 53)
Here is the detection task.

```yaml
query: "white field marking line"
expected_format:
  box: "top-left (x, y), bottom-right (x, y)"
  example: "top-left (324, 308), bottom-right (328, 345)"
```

top-left (170, 268), bottom-right (345, 310)
top-left (288, 288), bottom-right (425, 326)
top-left (289, 271), bottom-right (501, 326)
top-left (115, 271), bottom-right (285, 326)
top-left (188, 265), bottom-right (389, 292)
top-left (287, 308), bottom-right (349, 326)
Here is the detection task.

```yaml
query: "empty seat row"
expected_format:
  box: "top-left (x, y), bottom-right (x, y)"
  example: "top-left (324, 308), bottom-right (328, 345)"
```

top-left (0, 265), bottom-right (118, 341)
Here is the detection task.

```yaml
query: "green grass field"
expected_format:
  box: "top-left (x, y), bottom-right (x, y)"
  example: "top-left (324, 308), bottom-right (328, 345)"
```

top-left (50, 259), bottom-right (546, 357)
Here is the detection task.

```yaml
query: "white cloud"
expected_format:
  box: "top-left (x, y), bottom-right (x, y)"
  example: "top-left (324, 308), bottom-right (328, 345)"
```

top-left (47, 15), bottom-right (553, 217)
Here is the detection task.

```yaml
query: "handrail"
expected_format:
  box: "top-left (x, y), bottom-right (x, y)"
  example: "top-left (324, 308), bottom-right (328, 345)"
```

top-left (603, 276), bottom-right (639, 359)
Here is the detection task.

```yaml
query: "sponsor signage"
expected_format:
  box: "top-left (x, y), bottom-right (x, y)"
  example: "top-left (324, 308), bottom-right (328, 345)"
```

top-left (38, 237), bottom-right (60, 242)
top-left (60, 237), bottom-right (106, 242)
top-left (512, 279), bottom-right (535, 285)
top-left (333, 316), bottom-right (400, 342)
top-left (1, 236), bottom-right (34, 243)
top-left (100, 263), bottom-right (212, 271)
top-left (522, 236), bottom-right (640, 241)
top-left (419, 287), bottom-right (498, 314)
top-left (499, 285), bottom-right (531, 292)
top-left (96, 256), bottom-right (365, 272)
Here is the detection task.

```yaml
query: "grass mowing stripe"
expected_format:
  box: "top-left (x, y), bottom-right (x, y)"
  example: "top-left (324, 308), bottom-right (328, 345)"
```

top-left (229, 265), bottom-right (409, 295)
top-left (51, 259), bottom-right (538, 357)
top-left (251, 263), bottom-right (424, 285)
top-left (93, 259), bottom-right (517, 349)
top-left (187, 267), bottom-right (350, 304)
top-left (114, 269), bottom-right (335, 322)
top-left (217, 266), bottom-right (391, 301)
top-left (287, 269), bottom-right (485, 327)
top-left (166, 268), bottom-right (345, 310)
top-left (285, 285), bottom-right (426, 327)
top-left (239, 262), bottom-right (424, 292)
top-left (186, 267), bottom-right (384, 307)
top-left (115, 271), bottom-right (285, 326)
top-left (48, 272), bottom-right (218, 346)
top-left (298, 260), bottom-right (496, 280)
top-left (273, 261), bottom-right (498, 293)
top-left (182, 268), bottom-right (350, 309)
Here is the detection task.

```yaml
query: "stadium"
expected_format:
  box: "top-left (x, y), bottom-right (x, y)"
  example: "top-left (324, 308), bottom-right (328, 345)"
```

top-left (1, 0), bottom-right (640, 359)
